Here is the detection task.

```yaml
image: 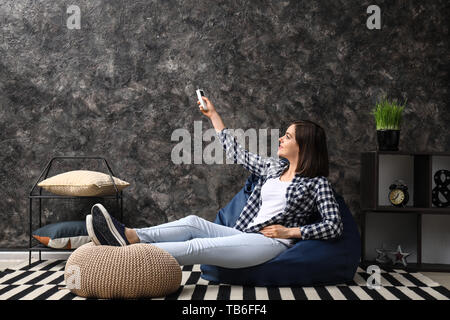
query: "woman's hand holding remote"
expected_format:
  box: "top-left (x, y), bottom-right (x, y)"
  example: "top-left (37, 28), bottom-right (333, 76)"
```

top-left (197, 96), bottom-right (215, 117)
top-left (198, 96), bottom-right (225, 132)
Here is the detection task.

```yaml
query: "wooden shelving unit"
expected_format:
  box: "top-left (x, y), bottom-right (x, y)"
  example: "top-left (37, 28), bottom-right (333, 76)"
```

top-left (360, 151), bottom-right (450, 272)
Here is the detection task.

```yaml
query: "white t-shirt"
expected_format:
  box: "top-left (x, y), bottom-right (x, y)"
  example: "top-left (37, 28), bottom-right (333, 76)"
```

top-left (246, 177), bottom-right (294, 247)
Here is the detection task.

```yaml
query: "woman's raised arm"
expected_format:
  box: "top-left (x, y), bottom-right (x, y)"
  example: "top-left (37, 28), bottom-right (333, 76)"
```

top-left (197, 96), bottom-right (272, 177)
top-left (197, 96), bottom-right (225, 132)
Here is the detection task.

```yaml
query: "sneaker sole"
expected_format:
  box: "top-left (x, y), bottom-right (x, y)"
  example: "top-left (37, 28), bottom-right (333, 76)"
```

top-left (91, 204), bottom-right (127, 246)
top-left (86, 214), bottom-right (100, 245)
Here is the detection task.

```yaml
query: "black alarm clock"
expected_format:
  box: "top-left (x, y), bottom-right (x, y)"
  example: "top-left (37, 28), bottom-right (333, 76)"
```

top-left (388, 179), bottom-right (409, 207)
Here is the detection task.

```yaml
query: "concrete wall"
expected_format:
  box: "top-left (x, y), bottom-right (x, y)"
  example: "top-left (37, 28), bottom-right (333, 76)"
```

top-left (0, 1), bottom-right (448, 252)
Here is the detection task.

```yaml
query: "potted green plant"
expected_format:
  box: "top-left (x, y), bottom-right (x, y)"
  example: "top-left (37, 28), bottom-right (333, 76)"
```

top-left (371, 95), bottom-right (406, 151)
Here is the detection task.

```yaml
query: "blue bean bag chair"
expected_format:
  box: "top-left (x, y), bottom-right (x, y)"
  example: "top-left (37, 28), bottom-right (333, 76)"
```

top-left (200, 173), bottom-right (361, 286)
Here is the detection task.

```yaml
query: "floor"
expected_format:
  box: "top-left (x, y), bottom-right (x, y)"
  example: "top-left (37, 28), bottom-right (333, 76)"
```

top-left (418, 272), bottom-right (450, 290)
top-left (0, 260), bottom-right (26, 270)
top-left (1, 259), bottom-right (450, 291)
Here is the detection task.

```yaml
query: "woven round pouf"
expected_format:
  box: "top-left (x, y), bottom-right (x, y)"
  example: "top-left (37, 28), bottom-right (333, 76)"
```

top-left (64, 242), bottom-right (182, 299)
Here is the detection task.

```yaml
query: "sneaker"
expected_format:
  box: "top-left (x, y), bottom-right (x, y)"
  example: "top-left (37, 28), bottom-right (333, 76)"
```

top-left (85, 214), bottom-right (109, 245)
top-left (91, 203), bottom-right (129, 246)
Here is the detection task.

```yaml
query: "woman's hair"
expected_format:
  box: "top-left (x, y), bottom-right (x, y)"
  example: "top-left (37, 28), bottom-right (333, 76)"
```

top-left (287, 119), bottom-right (330, 178)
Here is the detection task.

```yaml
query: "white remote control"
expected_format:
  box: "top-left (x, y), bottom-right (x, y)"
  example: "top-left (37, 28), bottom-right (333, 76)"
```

top-left (196, 89), bottom-right (208, 111)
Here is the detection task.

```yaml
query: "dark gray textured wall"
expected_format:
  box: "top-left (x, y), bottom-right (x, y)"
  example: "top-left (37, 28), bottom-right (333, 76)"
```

top-left (0, 1), bottom-right (448, 248)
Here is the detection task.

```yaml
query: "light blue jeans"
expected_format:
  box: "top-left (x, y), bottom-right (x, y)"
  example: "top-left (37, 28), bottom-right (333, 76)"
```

top-left (134, 215), bottom-right (289, 269)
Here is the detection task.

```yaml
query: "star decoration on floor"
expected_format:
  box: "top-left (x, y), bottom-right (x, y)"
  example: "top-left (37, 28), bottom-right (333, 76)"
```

top-left (375, 243), bottom-right (392, 264)
top-left (388, 245), bottom-right (411, 267)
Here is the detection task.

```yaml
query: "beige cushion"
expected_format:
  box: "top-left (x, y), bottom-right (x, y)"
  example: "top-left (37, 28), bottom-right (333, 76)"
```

top-left (64, 242), bottom-right (182, 299)
top-left (37, 170), bottom-right (130, 196)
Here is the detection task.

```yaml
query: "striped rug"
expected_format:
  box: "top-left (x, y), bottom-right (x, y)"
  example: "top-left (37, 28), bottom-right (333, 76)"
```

top-left (1, 259), bottom-right (449, 300)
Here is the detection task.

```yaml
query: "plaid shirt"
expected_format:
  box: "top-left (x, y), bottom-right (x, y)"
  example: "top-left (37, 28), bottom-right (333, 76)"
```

top-left (216, 128), bottom-right (343, 241)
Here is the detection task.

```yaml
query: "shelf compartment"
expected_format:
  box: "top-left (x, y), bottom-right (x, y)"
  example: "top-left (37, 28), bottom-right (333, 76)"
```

top-left (378, 154), bottom-right (415, 206)
top-left (363, 212), bottom-right (419, 263)
top-left (361, 152), bottom-right (450, 210)
top-left (360, 151), bottom-right (450, 272)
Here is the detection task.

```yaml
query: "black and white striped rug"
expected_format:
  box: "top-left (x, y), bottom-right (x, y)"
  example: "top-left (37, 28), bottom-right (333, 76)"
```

top-left (1, 259), bottom-right (449, 300)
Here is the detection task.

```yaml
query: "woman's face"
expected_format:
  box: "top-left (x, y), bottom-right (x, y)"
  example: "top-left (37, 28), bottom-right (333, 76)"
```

top-left (278, 124), bottom-right (299, 160)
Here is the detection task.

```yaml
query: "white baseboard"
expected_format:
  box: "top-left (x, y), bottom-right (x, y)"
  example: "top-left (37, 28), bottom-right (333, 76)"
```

top-left (0, 251), bottom-right (71, 260)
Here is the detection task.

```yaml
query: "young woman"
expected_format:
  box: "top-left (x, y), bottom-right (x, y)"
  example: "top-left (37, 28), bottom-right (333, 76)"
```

top-left (86, 96), bottom-right (343, 269)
